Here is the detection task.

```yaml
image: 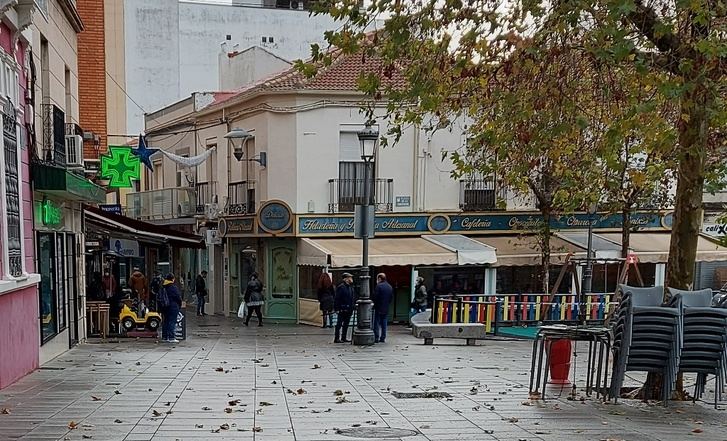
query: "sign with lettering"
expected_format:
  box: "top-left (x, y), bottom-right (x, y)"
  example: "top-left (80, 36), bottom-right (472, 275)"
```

top-left (297, 211), bottom-right (673, 237)
top-left (218, 217), bottom-right (255, 237)
top-left (257, 200), bottom-right (293, 234)
top-left (41, 199), bottom-right (63, 227)
top-left (99, 204), bottom-right (122, 215)
top-left (395, 196), bottom-right (411, 207)
top-left (703, 223), bottom-right (727, 238)
top-left (109, 237), bottom-right (139, 257)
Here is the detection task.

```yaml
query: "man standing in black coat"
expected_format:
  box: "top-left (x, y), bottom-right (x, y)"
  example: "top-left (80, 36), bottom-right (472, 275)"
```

top-left (372, 273), bottom-right (393, 343)
top-left (334, 273), bottom-right (355, 343)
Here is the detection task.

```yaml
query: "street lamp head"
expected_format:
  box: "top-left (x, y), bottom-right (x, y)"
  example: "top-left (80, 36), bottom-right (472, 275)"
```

top-left (357, 122), bottom-right (379, 161)
top-left (224, 128), bottom-right (253, 162)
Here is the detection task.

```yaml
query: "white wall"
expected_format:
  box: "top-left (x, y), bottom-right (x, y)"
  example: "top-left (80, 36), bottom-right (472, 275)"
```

top-left (219, 45), bottom-right (291, 91)
top-left (124, 0), bottom-right (336, 134)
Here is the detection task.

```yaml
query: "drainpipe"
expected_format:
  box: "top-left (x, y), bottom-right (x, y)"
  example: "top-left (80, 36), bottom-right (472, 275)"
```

top-left (412, 125), bottom-right (419, 211)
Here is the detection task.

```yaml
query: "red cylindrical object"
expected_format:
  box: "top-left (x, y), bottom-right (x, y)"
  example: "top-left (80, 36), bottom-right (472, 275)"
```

top-left (546, 339), bottom-right (572, 385)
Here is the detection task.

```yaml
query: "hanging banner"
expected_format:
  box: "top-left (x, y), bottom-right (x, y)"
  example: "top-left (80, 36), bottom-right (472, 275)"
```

top-left (160, 147), bottom-right (216, 168)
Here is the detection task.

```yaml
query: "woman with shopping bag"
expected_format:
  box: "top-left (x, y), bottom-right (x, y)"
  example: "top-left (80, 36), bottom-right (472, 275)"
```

top-left (243, 273), bottom-right (264, 326)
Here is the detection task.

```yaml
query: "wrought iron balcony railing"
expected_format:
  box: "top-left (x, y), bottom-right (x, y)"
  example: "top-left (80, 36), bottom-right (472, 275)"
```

top-left (459, 178), bottom-right (507, 211)
top-left (195, 182), bottom-right (217, 215)
top-left (328, 178), bottom-right (393, 213)
top-left (226, 181), bottom-right (256, 215)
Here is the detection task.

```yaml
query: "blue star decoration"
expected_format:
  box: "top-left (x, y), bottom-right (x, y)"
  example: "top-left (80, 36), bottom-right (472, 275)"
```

top-left (131, 134), bottom-right (159, 171)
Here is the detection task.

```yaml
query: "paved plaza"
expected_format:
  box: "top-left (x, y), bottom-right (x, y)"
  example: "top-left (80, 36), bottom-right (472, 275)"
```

top-left (1, 315), bottom-right (726, 441)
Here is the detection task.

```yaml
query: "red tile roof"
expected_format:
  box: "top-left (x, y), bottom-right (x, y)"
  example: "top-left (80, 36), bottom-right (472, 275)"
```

top-left (209, 51), bottom-right (406, 109)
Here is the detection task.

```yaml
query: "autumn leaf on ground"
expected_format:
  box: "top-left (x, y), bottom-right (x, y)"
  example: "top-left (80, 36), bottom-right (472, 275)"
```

top-left (82, 435), bottom-right (92, 439)
top-left (252, 426), bottom-right (263, 432)
top-left (507, 417), bottom-right (519, 423)
top-left (220, 423), bottom-right (229, 430)
top-left (259, 401), bottom-right (274, 406)
top-left (114, 390), bottom-right (121, 395)
top-left (211, 428), bottom-right (220, 433)
top-left (152, 410), bottom-right (162, 417)
top-left (521, 401), bottom-right (532, 406)
top-left (202, 406), bottom-right (212, 411)
top-left (1, 408), bottom-right (10, 414)
top-left (91, 396), bottom-right (102, 401)
top-left (68, 421), bottom-right (79, 430)
top-left (692, 428), bottom-right (704, 434)
top-left (224, 407), bottom-right (233, 413)
top-left (334, 390), bottom-right (344, 396)
top-left (297, 388), bottom-right (306, 394)
top-left (312, 364), bottom-right (321, 369)
top-left (528, 392), bottom-right (541, 400)
top-left (195, 424), bottom-right (204, 428)
top-left (215, 367), bottom-right (224, 372)
top-left (228, 399), bottom-right (241, 406)
top-left (114, 419), bottom-right (122, 423)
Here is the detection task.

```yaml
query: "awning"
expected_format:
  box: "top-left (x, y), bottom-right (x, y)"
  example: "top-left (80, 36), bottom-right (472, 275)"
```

top-left (33, 163), bottom-right (106, 203)
top-left (556, 232), bottom-right (623, 259)
top-left (598, 232), bottom-right (727, 263)
top-left (474, 235), bottom-right (586, 267)
top-left (83, 205), bottom-right (204, 248)
top-left (422, 234), bottom-right (496, 265)
top-left (297, 237), bottom-right (457, 267)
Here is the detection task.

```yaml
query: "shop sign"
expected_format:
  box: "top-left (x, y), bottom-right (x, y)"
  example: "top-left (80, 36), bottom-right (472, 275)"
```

top-left (41, 199), bottom-right (63, 227)
top-left (297, 211), bottom-right (674, 236)
top-left (258, 200), bottom-right (293, 234)
top-left (99, 204), bottom-right (122, 215)
top-left (219, 217), bottom-right (255, 236)
top-left (703, 223), bottom-right (727, 238)
top-left (109, 237), bottom-right (139, 257)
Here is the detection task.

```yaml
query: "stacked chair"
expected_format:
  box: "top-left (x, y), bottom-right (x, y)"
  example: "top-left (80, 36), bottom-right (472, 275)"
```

top-left (609, 285), bottom-right (682, 404)
top-left (668, 288), bottom-right (727, 409)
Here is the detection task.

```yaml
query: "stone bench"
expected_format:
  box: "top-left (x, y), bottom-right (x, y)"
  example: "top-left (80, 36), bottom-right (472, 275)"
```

top-left (410, 311), bottom-right (487, 346)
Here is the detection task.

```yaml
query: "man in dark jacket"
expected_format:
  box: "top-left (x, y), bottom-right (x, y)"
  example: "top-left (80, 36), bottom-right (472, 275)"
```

top-left (161, 274), bottom-right (183, 343)
top-left (372, 273), bottom-right (393, 343)
top-left (334, 273), bottom-right (355, 343)
top-left (195, 271), bottom-right (208, 316)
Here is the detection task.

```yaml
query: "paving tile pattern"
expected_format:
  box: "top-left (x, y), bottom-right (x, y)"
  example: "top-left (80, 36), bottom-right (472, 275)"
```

top-left (1, 316), bottom-right (726, 441)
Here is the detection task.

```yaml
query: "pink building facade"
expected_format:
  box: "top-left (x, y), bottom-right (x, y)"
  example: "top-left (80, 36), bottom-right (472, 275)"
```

top-left (0, 17), bottom-right (42, 389)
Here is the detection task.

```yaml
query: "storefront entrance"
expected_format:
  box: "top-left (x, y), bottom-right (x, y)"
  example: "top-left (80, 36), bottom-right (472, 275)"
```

top-left (266, 240), bottom-right (296, 323)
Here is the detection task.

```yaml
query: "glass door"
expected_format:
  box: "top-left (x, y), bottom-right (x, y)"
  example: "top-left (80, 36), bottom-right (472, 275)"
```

top-left (38, 233), bottom-right (57, 343)
top-left (66, 234), bottom-right (79, 346)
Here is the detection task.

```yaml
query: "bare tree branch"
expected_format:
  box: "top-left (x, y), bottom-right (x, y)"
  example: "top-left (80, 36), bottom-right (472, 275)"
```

top-left (626, 0), bottom-right (683, 54)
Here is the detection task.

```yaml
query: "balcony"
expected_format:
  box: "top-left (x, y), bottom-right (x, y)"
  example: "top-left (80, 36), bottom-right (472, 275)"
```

top-left (328, 178), bottom-right (393, 213)
top-left (125, 187), bottom-right (197, 220)
top-left (226, 181), bottom-right (256, 215)
top-left (195, 182), bottom-right (217, 215)
top-left (459, 178), bottom-right (507, 211)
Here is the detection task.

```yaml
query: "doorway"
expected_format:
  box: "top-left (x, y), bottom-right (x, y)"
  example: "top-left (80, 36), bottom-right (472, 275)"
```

top-left (265, 240), bottom-right (296, 322)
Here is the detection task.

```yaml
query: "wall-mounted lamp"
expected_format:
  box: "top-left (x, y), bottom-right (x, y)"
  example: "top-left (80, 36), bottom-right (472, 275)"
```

top-left (224, 128), bottom-right (267, 167)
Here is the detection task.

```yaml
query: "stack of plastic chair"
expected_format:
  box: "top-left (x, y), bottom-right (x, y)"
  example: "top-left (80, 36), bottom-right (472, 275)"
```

top-left (609, 285), bottom-right (681, 404)
top-left (668, 288), bottom-right (727, 409)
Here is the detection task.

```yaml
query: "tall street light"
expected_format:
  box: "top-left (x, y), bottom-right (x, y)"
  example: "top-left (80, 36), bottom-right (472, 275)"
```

top-left (580, 202), bottom-right (597, 324)
top-left (352, 121), bottom-right (378, 346)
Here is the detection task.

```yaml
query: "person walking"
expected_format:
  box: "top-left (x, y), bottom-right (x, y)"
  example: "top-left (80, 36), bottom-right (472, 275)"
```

top-left (316, 272), bottom-right (335, 328)
top-left (244, 273), bottom-right (264, 326)
top-left (195, 271), bottom-right (208, 316)
top-left (410, 276), bottom-right (428, 324)
top-left (102, 270), bottom-right (117, 300)
top-left (334, 273), bottom-right (355, 343)
top-left (160, 274), bottom-right (182, 343)
top-left (372, 273), bottom-right (393, 343)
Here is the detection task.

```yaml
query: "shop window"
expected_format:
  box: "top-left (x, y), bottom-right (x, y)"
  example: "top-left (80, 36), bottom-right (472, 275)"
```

top-left (38, 233), bottom-right (57, 342)
top-left (56, 234), bottom-right (66, 332)
top-left (298, 266), bottom-right (324, 300)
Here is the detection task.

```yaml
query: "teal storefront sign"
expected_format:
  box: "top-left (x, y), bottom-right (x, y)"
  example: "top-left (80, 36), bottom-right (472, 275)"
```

top-left (297, 211), bottom-right (673, 237)
top-left (258, 200), bottom-right (293, 234)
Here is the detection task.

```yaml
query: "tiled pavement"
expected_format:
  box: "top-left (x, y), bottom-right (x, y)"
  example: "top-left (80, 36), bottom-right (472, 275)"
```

top-left (1, 315), bottom-right (726, 441)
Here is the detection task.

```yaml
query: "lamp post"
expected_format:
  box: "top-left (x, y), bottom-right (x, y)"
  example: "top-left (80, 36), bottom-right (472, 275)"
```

top-left (352, 122), bottom-right (378, 346)
top-left (224, 128), bottom-right (266, 167)
top-left (581, 203), bottom-right (597, 324)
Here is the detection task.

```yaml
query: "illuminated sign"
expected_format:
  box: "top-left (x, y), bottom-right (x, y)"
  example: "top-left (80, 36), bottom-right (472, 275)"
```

top-left (41, 199), bottom-right (63, 227)
top-left (100, 146), bottom-right (141, 188)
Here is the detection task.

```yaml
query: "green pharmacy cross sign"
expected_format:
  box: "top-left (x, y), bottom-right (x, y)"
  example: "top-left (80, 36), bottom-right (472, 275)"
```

top-left (100, 146), bottom-right (141, 188)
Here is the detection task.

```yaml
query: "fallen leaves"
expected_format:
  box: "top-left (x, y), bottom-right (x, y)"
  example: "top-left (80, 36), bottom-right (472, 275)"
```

top-left (114, 419), bottom-right (122, 424)
top-left (224, 407), bottom-right (233, 413)
top-left (312, 364), bottom-right (321, 369)
top-left (692, 428), bottom-right (704, 434)
top-left (195, 424), bottom-right (204, 428)
top-left (202, 406), bottom-right (212, 411)
top-left (215, 367), bottom-right (224, 372)
top-left (297, 388), bottom-right (307, 395)
top-left (68, 421), bottom-right (79, 430)
top-left (1, 408), bottom-right (10, 414)
top-left (90, 396), bottom-right (102, 401)
top-left (152, 410), bottom-right (162, 417)
top-left (220, 423), bottom-right (230, 430)
top-left (259, 401), bottom-right (274, 406)
top-left (252, 426), bottom-right (263, 432)
top-left (228, 399), bottom-right (241, 406)
top-left (113, 390), bottom-right (121, 395)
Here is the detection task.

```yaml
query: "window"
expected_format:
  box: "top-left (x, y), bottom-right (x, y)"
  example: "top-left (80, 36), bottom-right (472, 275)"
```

top-left (1, 98), bottom-right (23, 278)
top-left (175, 151), bottom-right (189, 187)
top-left (153, 159), bottom-right (163, 190)
top-left (337, 130), bottom-right (372, 211)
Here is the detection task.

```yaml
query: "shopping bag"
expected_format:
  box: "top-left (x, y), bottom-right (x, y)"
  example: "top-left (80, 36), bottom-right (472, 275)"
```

top-left (237, 302), bottom-right (247, 319)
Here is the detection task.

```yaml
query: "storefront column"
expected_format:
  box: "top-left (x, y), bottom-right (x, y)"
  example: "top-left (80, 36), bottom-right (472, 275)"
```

top-left (484, 268), bottom-right (496, 294)
top-left (655, 263), bottom-right (666, 286)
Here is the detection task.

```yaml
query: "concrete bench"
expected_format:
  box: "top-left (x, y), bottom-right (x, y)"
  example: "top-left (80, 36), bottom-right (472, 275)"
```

top-left (410, 311), bottom-right (487, 346)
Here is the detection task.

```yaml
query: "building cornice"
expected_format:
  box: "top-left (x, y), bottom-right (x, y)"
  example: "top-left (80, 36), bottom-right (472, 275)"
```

top-left (58, 0), bottom-right (83, 32)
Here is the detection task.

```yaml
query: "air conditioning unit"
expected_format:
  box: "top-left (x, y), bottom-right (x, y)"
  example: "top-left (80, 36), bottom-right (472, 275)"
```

top-left (64, 135), bottom-right (84, 168)
top-left (206, 229), bottom-right (222, 246)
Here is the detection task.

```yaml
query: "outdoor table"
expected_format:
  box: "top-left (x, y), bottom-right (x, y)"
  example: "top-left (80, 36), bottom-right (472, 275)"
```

top-left (528, 324), bottom-right (612, 401)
